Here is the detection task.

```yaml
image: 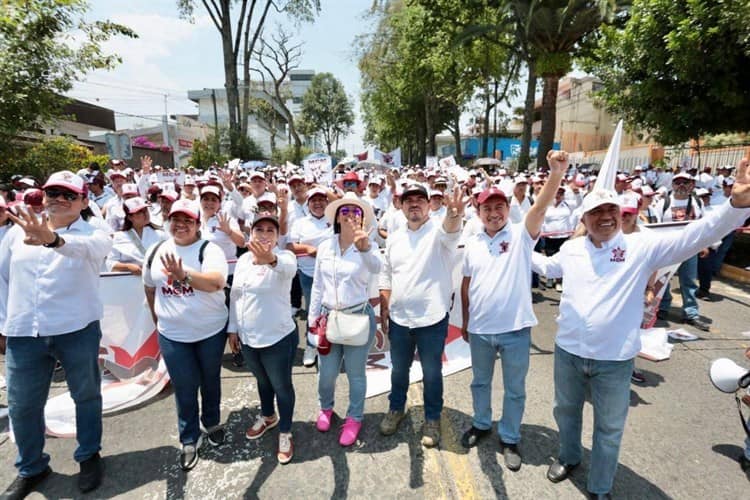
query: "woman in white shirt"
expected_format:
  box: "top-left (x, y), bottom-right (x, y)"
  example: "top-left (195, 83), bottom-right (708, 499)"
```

top-left (142, 199), bottom-right (228, 472)
top-left (199, 184), bottom-right (246, 277)
top-left (541, 187), bottom-right (573, 291)
top-left (228, 214), bottom-right (298, 464)
top-left (107, 197), bottom-right (165, 274)
top-left (308, 193), bottom-right (382, 447)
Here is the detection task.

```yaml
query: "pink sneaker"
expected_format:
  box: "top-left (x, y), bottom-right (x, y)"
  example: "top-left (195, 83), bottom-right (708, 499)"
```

top-left (316, 409), bottom-right (334, 432)
top-left (339, 417), bottom-right (362, 446)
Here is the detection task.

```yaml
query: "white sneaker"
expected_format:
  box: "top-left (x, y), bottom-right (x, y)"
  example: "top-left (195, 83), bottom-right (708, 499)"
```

top-left (303, 345), bottom-right (317, 367)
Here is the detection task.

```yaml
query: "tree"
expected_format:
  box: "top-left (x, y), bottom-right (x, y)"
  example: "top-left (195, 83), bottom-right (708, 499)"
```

top-left (252, 29), bottom-right (304, 161)
top-left (177, 0), bottom-right (319, 157)
top-left (582, 0), bottom-right (750, 146)
top-left (299, 73), bottom-right (354, 155)
top-left (1, 137), bottom-right (109, 182)
top-left (0, 0), bottom-right (136, 148)
top-left (249, 97), bottom-right (284, 153)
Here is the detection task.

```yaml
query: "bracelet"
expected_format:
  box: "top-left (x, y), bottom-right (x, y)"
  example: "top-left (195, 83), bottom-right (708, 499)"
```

top-left (43, 232), bottom-right (61, 248)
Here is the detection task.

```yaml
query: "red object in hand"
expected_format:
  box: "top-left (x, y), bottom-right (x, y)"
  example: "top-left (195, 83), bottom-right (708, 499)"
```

top-left (313, 314), bottom-right (330, 355)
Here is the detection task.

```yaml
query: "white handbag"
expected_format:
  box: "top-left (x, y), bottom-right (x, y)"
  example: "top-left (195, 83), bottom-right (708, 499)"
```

top-left (325, 247), bottom-right (370, 346)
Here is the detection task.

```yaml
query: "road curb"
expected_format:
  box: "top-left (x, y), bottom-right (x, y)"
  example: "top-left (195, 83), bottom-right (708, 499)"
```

top-left (719, 264), bottom-right (750, 284)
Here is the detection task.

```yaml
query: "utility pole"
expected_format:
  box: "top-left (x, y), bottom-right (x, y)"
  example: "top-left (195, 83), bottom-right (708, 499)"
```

top-left (211, 89), bottom-right (220, 155)
top-left (162, 94), bottom-right (174, 166)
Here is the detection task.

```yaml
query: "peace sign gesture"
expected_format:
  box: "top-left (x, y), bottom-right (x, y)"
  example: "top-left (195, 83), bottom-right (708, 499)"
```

top-left (7, 206), bottom-right (56, 246)
top-left (160, 252), bottom-right (187, 282)
top-left (247, 239), bottom-right (276, 265)
top-left (445, 186), bottom-right (468, 219)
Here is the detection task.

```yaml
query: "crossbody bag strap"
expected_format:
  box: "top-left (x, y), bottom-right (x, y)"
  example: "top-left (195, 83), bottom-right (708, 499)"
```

top-left (127, 228), bottom-right (147, 256)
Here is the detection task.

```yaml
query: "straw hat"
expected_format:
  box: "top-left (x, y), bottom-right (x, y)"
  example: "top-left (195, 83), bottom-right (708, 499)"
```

top-left (324, 192), bottom-right (375, 228)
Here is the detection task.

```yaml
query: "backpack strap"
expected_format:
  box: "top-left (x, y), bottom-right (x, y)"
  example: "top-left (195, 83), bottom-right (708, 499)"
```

top-left (198, 240), bottom-right (209, 265)
top-left (145, 240), bottom-right (166, 270)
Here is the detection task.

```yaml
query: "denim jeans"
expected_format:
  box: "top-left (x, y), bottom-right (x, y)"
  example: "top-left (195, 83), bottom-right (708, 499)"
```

top-left (298, 271), bottom-right (314, 347)
top-left (553, 345), bottom-right (633, 494)
top-left (659, 254), bottom-right (699, 319)
top-left (697, 250), bottom-right (716, 292)
top-left (159, 329), bottom-right (227, 445)
top-left (714, 231), bottom-right (735, 275)
top-left (388, 314), bottom-right (449, 422)
top-left (469, 328), bottom-right (531, 444)
top-left (318, 304), bottom-right (376, 421)
top-left (6, 321), bottom-right (103, 477)
top-left (242, 327), bottom-right (298, 433)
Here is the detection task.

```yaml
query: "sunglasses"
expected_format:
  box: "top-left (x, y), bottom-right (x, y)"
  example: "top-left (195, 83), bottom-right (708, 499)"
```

top-left (339, 206), bottom-right (363, 217)
top-left (343, 181), bottom-right (360, 188)
top-left (44, 189), bottom-right (80, 201)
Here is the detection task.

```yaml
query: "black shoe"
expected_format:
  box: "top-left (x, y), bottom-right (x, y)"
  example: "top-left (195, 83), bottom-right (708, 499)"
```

top-left (683, 317), bottom-right (711, 332)
top-left (500, 440), bottom-right (522, 471)
top-left (78, 453), bottom-right (103, 493)
top-left (2, 466), bottom-right (51, 500)
top-left (206, 426), bottom-right (225, 446)
top-left (696, 290), bottom-right (714, 301)
top-left (656, 310), bottom-right (668, 321)
top-left (631, 370), bottom-right (646, 384)
top-left (588, 492), bottom-right (612, 500)
top-left (547, 460), bottom-right (578, 483)
top-left (740, 454), bottom-right (750, 472)
top-left (231, 352), bottom-right (244, 367)
top-left (180, 435), bottom-right (203, 471)
top-left (460, 426), bottom-right (490, 448)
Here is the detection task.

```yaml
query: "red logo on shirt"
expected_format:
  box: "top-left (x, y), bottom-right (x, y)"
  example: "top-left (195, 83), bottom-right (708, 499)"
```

top-left (610, 247), bottom-right (626, 262)
top-left (499, 241), bottom-right (510, 253)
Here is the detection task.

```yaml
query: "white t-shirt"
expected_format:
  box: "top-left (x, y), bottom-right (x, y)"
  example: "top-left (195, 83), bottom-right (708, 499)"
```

top-left (542, 201), bottom-right (573, 238)
top-left (288, 214), bottom-right (332, 277)
top-left (143, 238), bottom-right (228, 342)
top-left (364, 194), bottom-right (388, 219)
top-left (106, 226), bottom-right (166, 270)
top-left (509, 196), bottom-right (531, 224)
top-left (201, 213), bottom-right (241, 273)
top-left (659, 195), bottom-right (703, 222)
top-left (463, 223), bottom-right (538, 334)
top-left (228, 249), bottom-right (297, 348)
top-left (380, 208), bottom-right (406, 235)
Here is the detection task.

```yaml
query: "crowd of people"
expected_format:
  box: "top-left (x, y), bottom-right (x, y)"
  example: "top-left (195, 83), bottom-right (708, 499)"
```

top-left (0, 153), bottom-right (748, 500)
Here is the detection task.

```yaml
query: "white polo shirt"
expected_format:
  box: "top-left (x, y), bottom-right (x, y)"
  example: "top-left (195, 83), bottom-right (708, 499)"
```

top-left (228, 249), bottom-right (297, 348)
top-left (532, 201), bottom-right (750, 360)
top-left (106, 226), bottom-right (166, 270)
top-left (288, 214), bottom-right (332, 277)
top-left (379, 218), bottom-right (460, 328)
top-left (0, 217), bottom-right (113, 337)
top-left (143, 238), bottom-right (228, 342)
top-left (463, 222), bottom-right (538, 334)
top-left (201, 213), bottom-right (242, 273)
top-left (509, 195), bottom-right (531, 223)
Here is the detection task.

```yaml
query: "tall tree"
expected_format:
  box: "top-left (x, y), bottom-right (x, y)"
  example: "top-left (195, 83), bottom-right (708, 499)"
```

top-left (582, 0), bottom-right (750, 145)
top-left (299, 73), bottom-right (354, 155)
top-left (0, 0), bottom-right (135, 147)
top-left (252, 29), bottom-right (304, 161)
top-left (177, 0), bottom-right (319, 157)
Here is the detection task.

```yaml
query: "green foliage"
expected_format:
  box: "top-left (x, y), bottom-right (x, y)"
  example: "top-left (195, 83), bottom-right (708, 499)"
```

top-left (270, 144), bottom-right (313, 165)
top-left (0, 136), bottom-right (106, 183)
top-left (188, 137), bottom-right (227, 169)
top-left (0, 0), bottom-right (136, 146)
top-left (299, 73), bottom-right (354, 155)
top-left (582, 0), bottom-right (750, 145)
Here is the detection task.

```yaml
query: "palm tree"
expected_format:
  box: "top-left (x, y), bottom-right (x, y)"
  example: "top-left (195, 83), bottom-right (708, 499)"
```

top-left (513, 0), bottom-right (626, 168)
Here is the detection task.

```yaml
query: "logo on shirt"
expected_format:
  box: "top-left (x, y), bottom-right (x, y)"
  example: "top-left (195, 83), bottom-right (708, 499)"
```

top-left (610, 247), bottom-right (626, 262)
top-left (499, 241), bottom-right (510, 254)
top-left (161, 276), bottom-right (195, 297)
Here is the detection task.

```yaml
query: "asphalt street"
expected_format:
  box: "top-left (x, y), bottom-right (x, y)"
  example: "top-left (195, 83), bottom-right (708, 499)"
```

top-left (1, 276), bottom-right (750, 499)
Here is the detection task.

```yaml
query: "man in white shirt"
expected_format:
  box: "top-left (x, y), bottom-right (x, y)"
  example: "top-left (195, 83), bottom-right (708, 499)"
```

top-left (531, 159), bottom-right (750, 498)
top-left (460, 151), bottom-right (567, 470)
top-left (1, 171), bottom-right (112, 498)
top-left (364, 177), bottom-right (388, 219)
top-left (509, 176), bottom-right (532, 223)
top-left (378, 184), bottom-right (465, 448)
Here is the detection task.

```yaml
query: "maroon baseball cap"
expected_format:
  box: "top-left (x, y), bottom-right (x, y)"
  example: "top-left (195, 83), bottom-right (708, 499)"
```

top-left (477, 187), bottom-right (508, 205)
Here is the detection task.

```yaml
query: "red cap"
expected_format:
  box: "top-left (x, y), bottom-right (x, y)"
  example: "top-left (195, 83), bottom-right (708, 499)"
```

top-left (477, 187), bottom-right (508, 205)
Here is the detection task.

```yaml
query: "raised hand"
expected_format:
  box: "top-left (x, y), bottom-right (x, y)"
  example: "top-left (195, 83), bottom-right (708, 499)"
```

top-left (160, 252), bottom-right (186, 282)
top-left (247, 240), bottom-right (276, 265)
top-left (349, 218), bottom-right (373, 252)
top-left (6, 206), bottom-right (55, 246)
top-left (731, 157), bottom-right (750, 208)
top-left (445, 186), bottom-right (468, 218)
top-left (217, 212), bottom-right (232, 234)
top-left (546, 150), bottom-right (569, 174)
top-left (219, 170), bottom-right (235, 191)
top-left (140, 155), bottom-right (153, 174)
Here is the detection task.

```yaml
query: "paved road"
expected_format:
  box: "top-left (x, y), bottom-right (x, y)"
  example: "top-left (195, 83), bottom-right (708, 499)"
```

top-left (1, 277), bottom-right (750, 499)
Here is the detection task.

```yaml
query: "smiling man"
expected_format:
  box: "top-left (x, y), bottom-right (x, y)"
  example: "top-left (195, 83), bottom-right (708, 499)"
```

top-left (0, 171), bottom-right (112, 499)
top-left (532, 159), bottom-right (750, 499)
top-left (459, 150), bottom-right (567, 470)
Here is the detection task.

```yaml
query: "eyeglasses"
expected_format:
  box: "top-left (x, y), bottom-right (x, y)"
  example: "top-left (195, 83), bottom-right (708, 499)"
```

top-left (339, 206), bottom-right (363, 217)
top-left (343, 181), bottom-right (359, 188)
top-left (44, 189), bottom-right (80, 201)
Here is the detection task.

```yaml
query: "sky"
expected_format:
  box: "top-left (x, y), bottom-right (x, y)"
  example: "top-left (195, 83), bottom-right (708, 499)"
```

top-left (69, 0), bottom-right (377, 154)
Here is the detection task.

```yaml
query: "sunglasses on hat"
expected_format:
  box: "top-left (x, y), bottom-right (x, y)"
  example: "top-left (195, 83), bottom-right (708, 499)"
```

top-left (44, 189), bottom-right (80, 201)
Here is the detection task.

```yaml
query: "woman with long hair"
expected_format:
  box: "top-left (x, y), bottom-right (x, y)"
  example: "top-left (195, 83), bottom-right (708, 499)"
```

top-left (107, 197), bottom-right (165, 275)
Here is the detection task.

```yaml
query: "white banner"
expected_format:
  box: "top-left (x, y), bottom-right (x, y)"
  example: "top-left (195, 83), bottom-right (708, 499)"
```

top-left (303, 155), bottom-right (333, 185)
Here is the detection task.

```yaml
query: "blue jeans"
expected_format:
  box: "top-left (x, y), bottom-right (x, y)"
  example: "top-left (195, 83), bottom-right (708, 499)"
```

top-left (714, 231), bottom-right (735, 275)
top-left (697, 250), bottom-right (716, 292)
top-left (659, 255), bottom-right (699, 319)
top-left (298, 271), bottom-right (314, 347)
top-left (388, 314), bottom-right (449, 422)
top-left (242, 328), bottom-right (298, 433)
top-left (159, 330), bottom-right (227, 445)
top-left (553, 345), bottom-right (633, 494)
top-left (318, 304), bottom-right (376, 421)
top-left (469, 328), bottom-right (531, 444)
top-left (6, 321), bottom-right (103, 477)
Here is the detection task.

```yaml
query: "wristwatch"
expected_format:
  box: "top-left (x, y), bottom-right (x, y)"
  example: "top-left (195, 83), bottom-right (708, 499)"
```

top-left (183, 272), bottom-right (193, 286)
top-left (43, 232), bottom-right (61, 248)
